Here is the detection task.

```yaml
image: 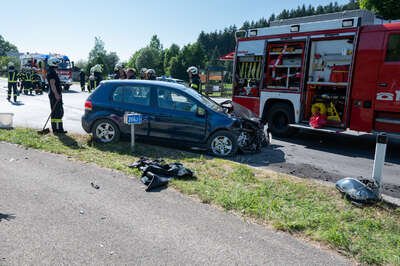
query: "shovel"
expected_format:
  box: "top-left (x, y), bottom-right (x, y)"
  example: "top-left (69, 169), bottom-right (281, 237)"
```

top-left (37, 100), bottom-right (60, 135)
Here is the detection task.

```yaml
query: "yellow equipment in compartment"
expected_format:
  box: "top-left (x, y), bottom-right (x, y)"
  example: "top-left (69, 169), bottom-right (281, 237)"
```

top-left (311, 102), bottom-right (341, 122)
top-left (238, 56), bottom-right (262, 80)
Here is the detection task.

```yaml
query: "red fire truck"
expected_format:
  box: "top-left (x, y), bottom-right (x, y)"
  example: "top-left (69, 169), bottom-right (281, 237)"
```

top-left (20, 53), bottom-right (73, 91)
top-left (232, 11), bottom-right (400, 137)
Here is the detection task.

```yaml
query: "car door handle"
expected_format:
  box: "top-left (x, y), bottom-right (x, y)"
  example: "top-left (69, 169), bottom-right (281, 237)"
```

top-left (377, 82), bottom-right (387, 87)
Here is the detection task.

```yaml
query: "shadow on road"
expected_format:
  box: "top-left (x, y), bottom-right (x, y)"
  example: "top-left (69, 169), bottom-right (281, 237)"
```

top-left (0, 213), bottom-right (16, 222)
top-left (275, 130), bottom-right (400, 165)
top-left (90, 136), bottom-right (203, 162)
top-left (10, 101), bottom-right (24, 106)
top-left (62, 90), bottom-right (80, 94)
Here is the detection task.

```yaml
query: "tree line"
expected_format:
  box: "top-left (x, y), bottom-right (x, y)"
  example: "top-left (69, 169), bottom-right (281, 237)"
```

top-left (2, 0), bottom-right (399, 79)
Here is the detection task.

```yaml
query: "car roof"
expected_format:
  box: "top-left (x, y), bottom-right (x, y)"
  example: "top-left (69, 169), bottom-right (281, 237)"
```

top-left (101, 79), bottom-right (186, 90)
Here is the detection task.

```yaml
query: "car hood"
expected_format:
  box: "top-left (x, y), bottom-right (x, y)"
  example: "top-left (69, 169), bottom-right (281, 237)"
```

top-left (220, 101), bottom-right (261, 124)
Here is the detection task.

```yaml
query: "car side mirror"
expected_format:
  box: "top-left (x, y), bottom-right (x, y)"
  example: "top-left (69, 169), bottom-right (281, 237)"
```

top-left (197, 106), bottom-right (206, 117)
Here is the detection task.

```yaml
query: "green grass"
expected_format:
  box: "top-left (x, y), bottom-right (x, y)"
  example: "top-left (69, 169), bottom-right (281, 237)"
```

top-left (1, 128), bottom-right (400, 265)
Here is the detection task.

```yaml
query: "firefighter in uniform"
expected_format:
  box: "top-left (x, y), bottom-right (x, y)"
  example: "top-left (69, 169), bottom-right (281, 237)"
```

top-left (25, 69), bottom-right (34, 95)
top-left (145, 69), bottom-right (156, 80)
top-left (7, 62), bottom-right (18, 102)
top-left (187, 66), bottom-right (201, 93)
top-left (89, 64), bottom-right (103, 92)
top-left (46, 57), bottom-right (66, 134)
top-left (32, 73), bottom-right (42, 95)
top-left (139, 68), bottom-right (147, 80)
top-left (18, 70), bottom-right (26, 94)
top-left (126, 68), bottom-right (136, 79)
top-left (114, 63), bottom-right (127, 79)
top-left (79, 70), bottom-right (85, 91)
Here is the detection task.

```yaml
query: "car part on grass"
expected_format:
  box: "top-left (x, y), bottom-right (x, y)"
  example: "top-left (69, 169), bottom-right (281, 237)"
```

top-left (142, 172), bottom-right (171, 192)
top-left (336, 178), bottom-right (381, 206)
top-left (336, 134), bottom-right (387, 206)
top-left (129, 157), bottom-right (194, 192)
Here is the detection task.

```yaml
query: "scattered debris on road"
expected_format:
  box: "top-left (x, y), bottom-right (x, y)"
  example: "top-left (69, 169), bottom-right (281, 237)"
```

top-left (129, 157), bottom-right (194, 192)
top-left (91, 182), bottom-right (100, 190)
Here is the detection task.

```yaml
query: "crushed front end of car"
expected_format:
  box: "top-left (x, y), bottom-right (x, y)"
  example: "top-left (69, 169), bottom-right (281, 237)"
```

top-left (222, 100), bottom-right (269, 153)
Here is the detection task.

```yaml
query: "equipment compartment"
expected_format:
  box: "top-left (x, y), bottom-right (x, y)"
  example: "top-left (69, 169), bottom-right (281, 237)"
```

top-left (304, 37), bottom-right (355, 128)
top-left (265, 42), bottom-right (305, 91)
top-left (233, 55), bottom-right (263, 97)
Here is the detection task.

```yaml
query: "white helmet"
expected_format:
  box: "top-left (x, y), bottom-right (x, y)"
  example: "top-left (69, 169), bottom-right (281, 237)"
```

top-left (48, 57), bottom-right (61, 67)
top-left (92, 64), bottom-right (103, 73)
top-left (7, 62), bottom-right (14, 67)
top-left (114, 63), bottom-right (123, 71)
top-left (145, 69), bottom-right (156, 80)
top-left (187, 66), bottom-right (198, 75)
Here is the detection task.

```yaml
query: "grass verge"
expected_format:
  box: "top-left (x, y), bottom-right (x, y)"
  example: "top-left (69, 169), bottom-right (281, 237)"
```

top-left (0, 128), bottom-right (399, 265)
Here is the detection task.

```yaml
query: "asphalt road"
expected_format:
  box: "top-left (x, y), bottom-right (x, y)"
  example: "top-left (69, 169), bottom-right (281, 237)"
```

top-left (1, 78), bottom-right (399, 198)
top-left (0, 142), bottom-right (349, 265)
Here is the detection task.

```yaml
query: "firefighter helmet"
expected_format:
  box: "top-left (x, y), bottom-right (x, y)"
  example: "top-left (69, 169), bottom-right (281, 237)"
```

top-left (187, 66), bottom-right (198, 75)
top-left (48, 57), bottom-right (61, 67)
top-left (140, 67), bottom-right (147, 78)
top-left (7, 62), bottom-right (14, 67)
top-left (145, 69), bottom-right (156, 80)
top-left (114, 63), bottom-right (124, 71)
top-left (92, 64), bottom-right (103, 73)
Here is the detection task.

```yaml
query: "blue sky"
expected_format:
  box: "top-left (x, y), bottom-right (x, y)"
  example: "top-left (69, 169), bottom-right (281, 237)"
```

top-left (0, 0), bottom-right (349, 61)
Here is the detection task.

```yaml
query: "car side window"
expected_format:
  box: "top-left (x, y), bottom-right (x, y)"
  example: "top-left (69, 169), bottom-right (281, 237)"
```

top-left (157, 87), bottom-right (197, 113)
top-left (385, 34), bottom-right (400, 62)
top-left (112, 85), bottom-right (151, 106)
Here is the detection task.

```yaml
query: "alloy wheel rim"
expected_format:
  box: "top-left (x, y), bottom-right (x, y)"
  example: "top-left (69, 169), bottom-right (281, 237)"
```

top-left (96, 122), bottom-right (115, 142)
top-left (211, 136), bottom-right (233, 156)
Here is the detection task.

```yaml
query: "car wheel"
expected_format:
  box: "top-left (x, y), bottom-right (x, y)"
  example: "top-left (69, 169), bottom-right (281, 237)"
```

top-left (267, 103), bottom-right (298, 137)
top-left (208, 131), bottom-right (238, 157)
top-left (92, 119), bottom-right (120, 143)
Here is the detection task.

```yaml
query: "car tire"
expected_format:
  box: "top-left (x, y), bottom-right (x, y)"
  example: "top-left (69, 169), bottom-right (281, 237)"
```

top-left (208, 131), bottom-right (238, 157)
top-left (267, 103), bottom-right (298, 138)
top-left (92, 119), bottom-right (120, 143)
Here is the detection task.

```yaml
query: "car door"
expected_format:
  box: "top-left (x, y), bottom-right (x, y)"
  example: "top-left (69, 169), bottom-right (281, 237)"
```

top-left (149, 86), bottom-right (207, 143)
top-left (110, 84), bottom-right (153, 136)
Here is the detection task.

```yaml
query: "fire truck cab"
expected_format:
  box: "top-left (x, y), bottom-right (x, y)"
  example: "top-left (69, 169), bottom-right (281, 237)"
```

top-left (20, 53), bottom-right (73, 91)
top-left (232, 10), bottom-right (400, 137)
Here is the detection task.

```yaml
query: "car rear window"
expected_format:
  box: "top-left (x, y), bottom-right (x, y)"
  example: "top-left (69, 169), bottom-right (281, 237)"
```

top-left (112, 85), bottom-right (151, 106)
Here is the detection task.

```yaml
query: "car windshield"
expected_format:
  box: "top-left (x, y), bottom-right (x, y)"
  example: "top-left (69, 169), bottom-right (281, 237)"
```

top-left (182, 87), bottom-right (224, 112)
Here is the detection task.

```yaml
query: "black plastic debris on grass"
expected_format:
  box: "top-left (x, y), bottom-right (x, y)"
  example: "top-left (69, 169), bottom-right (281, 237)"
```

top-left (129, 157), bottom-right (195, 192)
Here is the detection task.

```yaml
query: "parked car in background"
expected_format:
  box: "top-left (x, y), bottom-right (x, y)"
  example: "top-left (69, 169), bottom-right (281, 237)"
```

top-left (81, 80), bottom-right (267, 157)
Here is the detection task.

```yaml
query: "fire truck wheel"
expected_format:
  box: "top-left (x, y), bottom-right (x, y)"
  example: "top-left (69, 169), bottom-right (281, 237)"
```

top-left (267, 103), bottom-right (297, 137)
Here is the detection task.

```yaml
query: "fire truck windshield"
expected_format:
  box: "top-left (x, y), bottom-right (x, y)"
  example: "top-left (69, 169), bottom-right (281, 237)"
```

top-left (58, 60), bottom-right (71, 70)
